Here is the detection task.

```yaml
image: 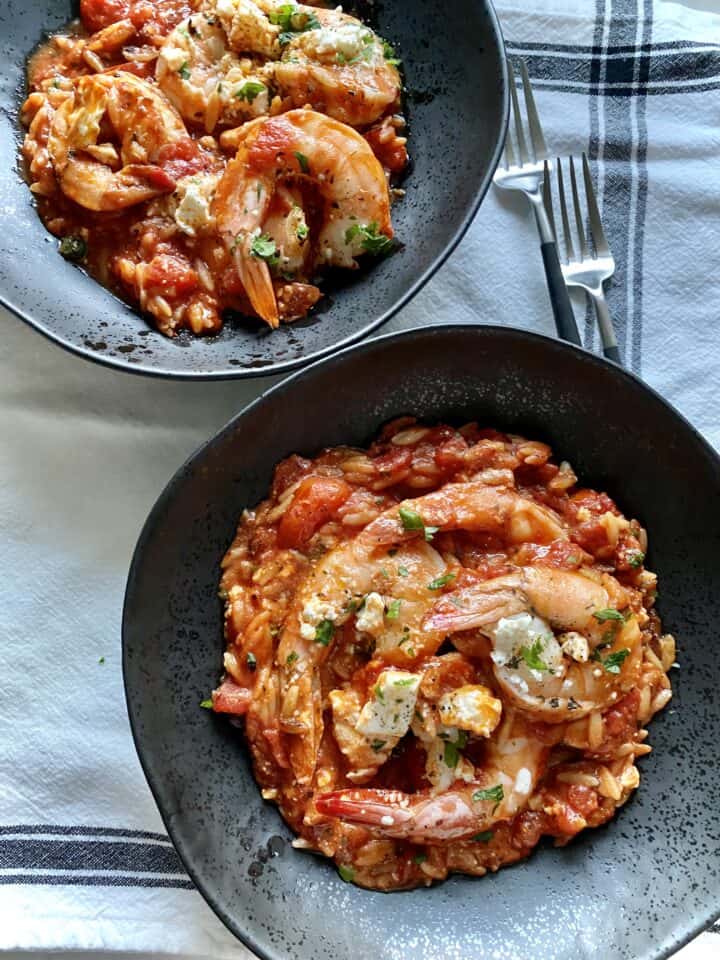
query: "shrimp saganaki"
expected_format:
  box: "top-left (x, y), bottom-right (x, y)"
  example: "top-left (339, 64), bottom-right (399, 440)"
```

top-left (212, 419), bottom-right (675, 890)
top-left (21, 0), bottom-right (406, 337)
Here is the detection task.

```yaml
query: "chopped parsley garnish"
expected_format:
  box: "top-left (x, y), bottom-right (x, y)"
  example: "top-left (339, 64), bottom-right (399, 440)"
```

top-left (250, 233), bottom-right (279, 266)
top-left (314, 619), bottom-right (334, 646)
top-left (381, 38), bottom-right (402, 66)
top-left (427, 572), bottom-right (456, 591)
top-left (345, 222), bottom-right (395, 257)
top-left (593, 608), bottom-right (626, 622)
top-left (397, 565), bottom-right (410, 577)
top-left (296, 221), bottom-right (309, 241)
top-left (286, 651), bottom-right (299, 666)
top-left (398, 506), bottom-right (438, 542)
top-left (59, 235), bottom-right (87, 261)
top-left (473, 830), bottom-right (494, 843)
top-left (518, 638), bottom-right (551, 673)
top-left (413, 852), bottom-right (427, 864)
top-left (386, 599), bottom-right (402, 620)
top-left (370, 739), bottom-right (386, 752)
top-left (443, 730), bottom-right (468, 768)
top-left (374, 684), bottom-right (385, 703)
top-left (200, 698), bottom-right (213, 709)
top-left (178, 60), bottom-right (190, 80)
top-left (98, 656), bottom-right (105, 664)
top-left (294, 150), bottom-right (310, 173)
top-left (246, 651), bottom-right (257, 670)
top-left (592, 647), bottom-right (631, 674)
top-left (338, 864), bottom-right (355, 883)
top-left (269, 4), bottom-right (320, 44)
top-left (235, 80), bottom-right (266, 102)
top-left (628, 550), bottom-right (645, 569)
top-left (336, 33), bottom-right (374, 65)
top-left (472, 784), bottom-right (504, 812)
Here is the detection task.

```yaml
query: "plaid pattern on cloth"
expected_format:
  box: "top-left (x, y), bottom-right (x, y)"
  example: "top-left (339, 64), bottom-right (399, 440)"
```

top-left (0, 0), bottom-right (718, 956)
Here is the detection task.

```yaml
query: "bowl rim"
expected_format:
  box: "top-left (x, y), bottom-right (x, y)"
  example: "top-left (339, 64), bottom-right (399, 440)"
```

top-left (122, 321), bottom-right (720, 960)
top-left (2, 2), bottom-right (509, 380)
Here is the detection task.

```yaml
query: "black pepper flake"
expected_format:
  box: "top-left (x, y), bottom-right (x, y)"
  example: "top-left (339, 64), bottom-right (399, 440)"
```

top-left (568, 697), bottom-right (580, 711)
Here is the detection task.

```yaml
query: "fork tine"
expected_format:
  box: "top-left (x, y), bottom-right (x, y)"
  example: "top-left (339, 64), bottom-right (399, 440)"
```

top-left (503, 134), bottom-right (517, 170)
top-left (582, 153), bottom-right (610, 257)
top-left (556, 157), bottom-right (575, 263)
top-left (519, 60), bottom-right (547, 161)
top-left (569, 156), bottom-right (589, 260)
top-left (543, 160), bottom-right (556, 240)
top-left (507, 60), bottom-right (530, 165)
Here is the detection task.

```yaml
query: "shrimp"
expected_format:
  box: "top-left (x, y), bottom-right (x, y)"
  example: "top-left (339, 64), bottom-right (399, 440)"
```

top-left (425, 567), bottom-right (643, 721)
top-left (271, 5), bottom-right (401, 127)
top-left (277, 482), bottom-right (566, 784)
top-left (156, 12), bottom-right (272, 132)
top-left (47, 72), bottom-right (186, 211)
top-left (212, 108), bottom-right (392, 326)
top-left (316, 711), bottom-right (548, 842)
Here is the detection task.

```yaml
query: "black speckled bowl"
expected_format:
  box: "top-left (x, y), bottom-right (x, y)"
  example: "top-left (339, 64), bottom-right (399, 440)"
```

top-left (0, 0), bottom-right (507, 378)
top-left (123, 324), bottom-right (720, 960)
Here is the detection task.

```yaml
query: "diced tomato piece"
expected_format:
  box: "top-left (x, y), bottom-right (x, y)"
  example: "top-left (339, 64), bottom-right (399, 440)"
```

top-left (567, 784), bottom-right (600, 818)
top-left (143, 254), bottom-right (198, 295)
top-left (566, 489), bottom-right (618, 520)
top-left (271, 454), bottom-right (312, 499)
top-left (512, 810), bottom-right (547, 850)
top-left (247, 117), bottom-right (296, 171)
top-left (594, 689), bottom-right (641, 748)
top-left (277, 476), bottom-right (352, 549)
top-left (570, 520), bottom-right (611, 556)
top-left (212, 678), bottom-right (252, 715)
top-left (80, 0), bottom-right (131, 32)
top-left (364, 125), bottom-right (408, 174)
top-left (156, 138), bottom-right (209, 180)
top-left (372, 447), bottom-right (412, 483)
top-left (129, 0), bottom-right (191, 36)
top-left (433, 435), bottom-right (468, 473)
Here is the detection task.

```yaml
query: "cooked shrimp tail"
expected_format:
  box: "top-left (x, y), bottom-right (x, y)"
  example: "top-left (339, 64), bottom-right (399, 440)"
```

top-left (234, 237), bottom-right (280, 327)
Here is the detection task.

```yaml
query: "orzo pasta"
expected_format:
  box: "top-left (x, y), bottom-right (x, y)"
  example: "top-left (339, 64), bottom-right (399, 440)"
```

top-left (209, 419), bottom-right (674, 891)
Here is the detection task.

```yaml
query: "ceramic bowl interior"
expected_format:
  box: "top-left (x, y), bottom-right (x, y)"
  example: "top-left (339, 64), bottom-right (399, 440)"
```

top-left (123, 324), bottom-right (720, 960)
top-left (0, 0), bottom-right (507, 377)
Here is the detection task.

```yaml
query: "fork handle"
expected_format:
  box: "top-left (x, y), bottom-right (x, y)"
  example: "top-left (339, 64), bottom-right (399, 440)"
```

top-left (540, 241), bottom-right (582, 346)
top-left (588, 290), bottom-right (622, 364)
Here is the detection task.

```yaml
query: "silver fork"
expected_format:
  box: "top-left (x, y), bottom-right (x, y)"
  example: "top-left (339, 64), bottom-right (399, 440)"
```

top-left (547, 154), bottom-right (621, 364)
top-left (493, 60), bottom-right (581, 347)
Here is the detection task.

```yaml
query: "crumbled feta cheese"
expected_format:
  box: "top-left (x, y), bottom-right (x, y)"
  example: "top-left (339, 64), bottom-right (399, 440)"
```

top-left (306, 24), bottom-right (373, 60)
top-left (515, 767), bottom-right (532, 795)
top-left (173, 174), bottom-right (219, 237)
top-left (437, 685), bottom-right (502, 738)
top-left (355, 591), bottom-right (385, 637)
top-left (560, 631), bottom-right (590, 663)
top-left (299, 596), bottom-right (338, 641)
top-left (161, 44), bottom-right (188, 72)
top-left (355, 669), bottom-right (420, 738)
top-left (424, 728), bottom-right (475, 793)
top-left (489, 612), bottom-right (564, 680)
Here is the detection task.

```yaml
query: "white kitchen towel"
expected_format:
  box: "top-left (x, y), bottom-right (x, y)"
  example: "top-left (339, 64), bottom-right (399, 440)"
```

top-left (1, 0), bottom-right (719, 957)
